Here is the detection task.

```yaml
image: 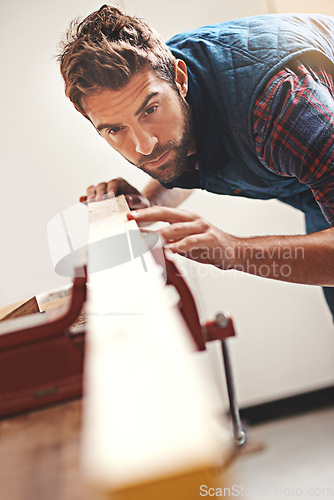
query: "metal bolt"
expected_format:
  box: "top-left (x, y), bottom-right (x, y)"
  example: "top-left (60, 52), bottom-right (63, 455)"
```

top-left (233, 429), bottom-right (247, 446)
top-left (215, 312), bottom-right (228, 328)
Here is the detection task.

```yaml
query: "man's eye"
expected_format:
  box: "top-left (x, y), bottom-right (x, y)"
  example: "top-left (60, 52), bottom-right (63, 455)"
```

top-left (145, 105), bottom-right (157, 116)
top-left (107, 126), bottom-right (123, 135)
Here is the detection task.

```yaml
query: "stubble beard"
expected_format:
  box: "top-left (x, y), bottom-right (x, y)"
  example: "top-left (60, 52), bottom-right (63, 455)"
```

top-left (132, 96), bottom-right (193, 184)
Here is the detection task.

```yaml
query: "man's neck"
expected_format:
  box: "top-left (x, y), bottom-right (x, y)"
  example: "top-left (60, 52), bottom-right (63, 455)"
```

top-left (187, 131), bottom-right (197, 156)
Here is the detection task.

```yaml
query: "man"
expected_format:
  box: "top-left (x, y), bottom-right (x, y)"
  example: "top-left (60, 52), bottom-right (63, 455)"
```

top-left (59, 4), bottom-right (334, 319)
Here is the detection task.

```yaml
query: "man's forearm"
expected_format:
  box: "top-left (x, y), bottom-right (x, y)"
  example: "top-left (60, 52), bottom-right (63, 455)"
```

top-left (142, 179), bottom-right (193, 208)
top-left (230, 228), bottom-right (334, 286)
top-left (127, 206), bottom-right (334, 287)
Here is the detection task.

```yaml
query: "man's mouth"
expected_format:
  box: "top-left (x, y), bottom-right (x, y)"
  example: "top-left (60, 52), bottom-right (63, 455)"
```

top-left (145, 150), bottom-right (171, 168)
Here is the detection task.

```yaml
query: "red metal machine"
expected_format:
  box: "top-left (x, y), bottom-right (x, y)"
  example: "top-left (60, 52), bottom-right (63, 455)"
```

top-left (0, 252), bottom-right (245, 445)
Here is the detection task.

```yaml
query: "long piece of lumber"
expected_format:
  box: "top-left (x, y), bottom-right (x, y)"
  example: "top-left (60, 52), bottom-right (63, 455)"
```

top-left (81, 196), bottom-right (232, 499)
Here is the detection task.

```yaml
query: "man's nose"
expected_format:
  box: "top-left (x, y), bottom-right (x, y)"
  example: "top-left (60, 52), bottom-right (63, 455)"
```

top-left (133, 128), bottom-right (158, 156)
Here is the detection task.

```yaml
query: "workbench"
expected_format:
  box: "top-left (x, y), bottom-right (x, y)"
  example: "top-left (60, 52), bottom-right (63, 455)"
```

top-left (0, 398), bottom-right (94, 500)
top-left (0, 197), bottom-right (239, 499)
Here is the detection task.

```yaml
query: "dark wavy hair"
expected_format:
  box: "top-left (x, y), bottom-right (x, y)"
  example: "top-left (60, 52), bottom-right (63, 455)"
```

top-left (58, 4), bottom-right (176, 116)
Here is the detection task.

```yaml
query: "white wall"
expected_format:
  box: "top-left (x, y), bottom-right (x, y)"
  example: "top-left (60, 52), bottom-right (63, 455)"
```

top-left (0, 0), bottom-right (150, 306)
top-left (1, 0), bottom-right (333, 405)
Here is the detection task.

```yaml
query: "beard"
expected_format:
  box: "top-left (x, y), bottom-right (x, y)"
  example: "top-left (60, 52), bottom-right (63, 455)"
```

top-left (129, 94), bottom-right (193, 184)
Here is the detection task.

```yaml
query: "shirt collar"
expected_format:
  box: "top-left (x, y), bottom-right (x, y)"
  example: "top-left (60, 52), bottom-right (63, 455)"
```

top-left (160, 67), bottom-right (230, 189)
top-left (186, 68), bottom-right (230, 185)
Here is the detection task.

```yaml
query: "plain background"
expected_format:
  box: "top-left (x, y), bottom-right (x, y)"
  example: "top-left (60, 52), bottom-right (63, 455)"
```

top-left (1, 0), bottom-right (333, 406)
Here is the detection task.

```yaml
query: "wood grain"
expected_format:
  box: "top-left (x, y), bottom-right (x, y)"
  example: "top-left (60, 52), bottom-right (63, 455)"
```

top-left (0, 296), bottom-right (40, 321)
top-left (82, 196), bottom-right (232, 497)
top-left (0, 196), bottom-right (232, 500)
top-left (0, 400), bottom-right (97, 500)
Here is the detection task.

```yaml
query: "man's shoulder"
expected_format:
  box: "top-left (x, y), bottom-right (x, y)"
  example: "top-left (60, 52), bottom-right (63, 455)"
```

top-left (167, 13), bottom-right (334, 49)
top-left (166, 16), bottom-right (255, 48)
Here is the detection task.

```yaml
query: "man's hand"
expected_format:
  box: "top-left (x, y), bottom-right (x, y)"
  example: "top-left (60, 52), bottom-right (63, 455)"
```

top-left (79, 178), bottom-right (150, 210)
top-left (128, 206), bottom-right (236, 269)
top-left (128, 206), bottom-right (334, 286)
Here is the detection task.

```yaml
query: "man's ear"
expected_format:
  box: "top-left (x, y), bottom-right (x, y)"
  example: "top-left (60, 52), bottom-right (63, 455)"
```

top-left (174, 59), bottom-right (188, 97)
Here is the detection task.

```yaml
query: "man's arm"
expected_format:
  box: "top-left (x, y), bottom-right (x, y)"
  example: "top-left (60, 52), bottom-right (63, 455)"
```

top-left (232, 228), bottom-right (334, 286)
top-left (128, 206), bottom-right (334, 287)
top-left (142, 179), bottom-right (193, 207)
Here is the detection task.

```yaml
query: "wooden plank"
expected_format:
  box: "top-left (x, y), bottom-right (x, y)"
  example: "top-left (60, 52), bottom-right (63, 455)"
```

top-left (0, 196), bottom-right (232, 499)
top-left (81, 196), bottom-right (232, 497)
top-left (0, 296), bottom-right (40, 321)
top-left (0, 288), bottom-right (91, 499)
top-left (0, 400), bottom-right (96, 500)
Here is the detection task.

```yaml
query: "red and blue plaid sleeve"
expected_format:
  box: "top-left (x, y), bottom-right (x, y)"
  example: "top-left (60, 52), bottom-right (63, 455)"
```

top-left (253, 58), bottom-right (334, 227)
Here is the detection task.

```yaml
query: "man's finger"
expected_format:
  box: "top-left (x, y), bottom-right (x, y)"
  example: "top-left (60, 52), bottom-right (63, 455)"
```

top-left (107, 179), bottom-right (118, 197)
top-left (165, 234), bottom-right (210, 260)
top-left (158, 220), bottom-right (204, 242)
top-left (86, 185), bottom-right (96, 201)
top-left (128, 206), bottom-right (198, 224)
top-left (95, 182), bottom-right (107, 201)
top-left (106, 178), bottom-right (140, 197)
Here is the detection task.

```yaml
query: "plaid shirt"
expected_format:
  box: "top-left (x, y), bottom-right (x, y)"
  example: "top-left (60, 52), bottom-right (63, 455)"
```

top-left (253, 58), bottom-right (334, 227)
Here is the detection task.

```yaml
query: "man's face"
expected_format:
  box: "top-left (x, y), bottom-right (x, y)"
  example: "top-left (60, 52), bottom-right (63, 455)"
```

top-left (82, 68), bottom-right (193, 184)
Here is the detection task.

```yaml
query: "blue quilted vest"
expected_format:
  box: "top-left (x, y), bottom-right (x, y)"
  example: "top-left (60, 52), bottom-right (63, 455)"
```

top-left (166, 14), bottom-right (334, 200)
